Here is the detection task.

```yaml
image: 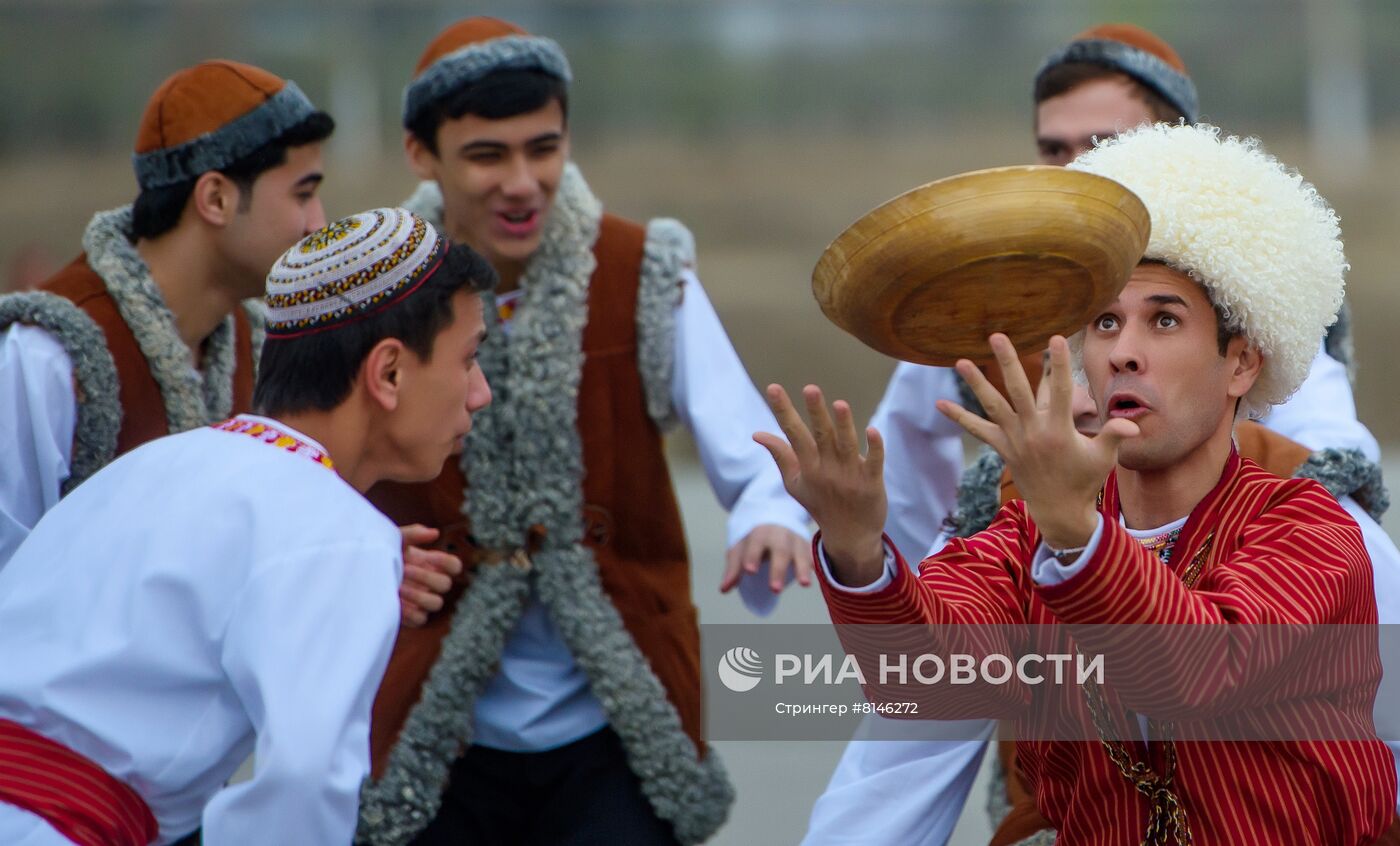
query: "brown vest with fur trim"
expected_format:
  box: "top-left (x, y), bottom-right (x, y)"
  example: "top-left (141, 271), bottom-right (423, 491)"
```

top-left (40, 255), bottom-right (256, 456)
top-left (366, 214), bottom-right (697, 775)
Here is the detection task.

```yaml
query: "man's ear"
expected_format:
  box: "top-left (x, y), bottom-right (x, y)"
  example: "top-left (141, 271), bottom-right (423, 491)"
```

top-left (363, 338), bottom-right (408, 412)
top-left (404, 131), bottom-right (438, 182)
top-left (190, 171), bottom-right (241, 227)
top-left (1226, 336), bottom-right (1264, 400)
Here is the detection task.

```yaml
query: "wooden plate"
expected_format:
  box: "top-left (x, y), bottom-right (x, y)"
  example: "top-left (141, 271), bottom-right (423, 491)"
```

top-left (812, 165), bottom-right (1150, 365)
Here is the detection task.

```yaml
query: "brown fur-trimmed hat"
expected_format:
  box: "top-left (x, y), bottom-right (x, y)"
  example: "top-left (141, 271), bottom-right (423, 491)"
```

top-left (1036, 23), bottom-right (1198, 123)
top-left (403, 16), bottom-right (570, 129)
top-left (132, 60), bottom-right (318, 190)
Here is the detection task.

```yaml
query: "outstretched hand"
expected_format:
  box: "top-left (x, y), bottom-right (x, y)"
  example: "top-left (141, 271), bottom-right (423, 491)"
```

top-left (720, 524), bottom-right (814, 594)
top-left (935, 334), bottom-right (1138, 550)
top-left (754, 385), bottom-right (887, 586)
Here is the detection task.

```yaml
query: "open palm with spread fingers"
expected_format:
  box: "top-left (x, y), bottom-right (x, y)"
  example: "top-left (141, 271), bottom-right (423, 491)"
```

top-left (754, 384), bottom-right (888, 587)
top-left (935, 333), bottom-right (1139, 550)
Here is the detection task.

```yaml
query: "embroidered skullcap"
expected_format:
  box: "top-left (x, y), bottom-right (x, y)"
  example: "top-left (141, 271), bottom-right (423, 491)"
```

top-left (1070, 123), bottom-right (1346, 417)
top-left (265, 208), bottom-right (447, 338)
top-left (403, 16), bottom-right (571, 129)
top-left (133, 60), bottom-right (319, 190)
top-left (1037, 23), bottom-right (1198, 123)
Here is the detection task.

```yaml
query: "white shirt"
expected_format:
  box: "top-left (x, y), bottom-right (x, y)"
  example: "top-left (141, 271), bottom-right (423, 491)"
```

top-left (1261, 342), bottom-right (1380, 460)
top-left (0, 416), bottom-right (402, 844)
top-left (0, 324), bottom-right (75, 567)
top-left (867, 362), bottom-right (966, 560)
top-left (801, 720), bottom-right (994, 846)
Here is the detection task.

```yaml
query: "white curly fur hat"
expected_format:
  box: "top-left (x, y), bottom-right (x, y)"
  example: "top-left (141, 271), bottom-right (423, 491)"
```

top-left (1068, 122), bottom-right (1346, 418)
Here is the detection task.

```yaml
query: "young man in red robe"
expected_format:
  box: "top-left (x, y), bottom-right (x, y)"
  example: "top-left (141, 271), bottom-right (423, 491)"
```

top-left (759, 122), bottom-right (1397, 845)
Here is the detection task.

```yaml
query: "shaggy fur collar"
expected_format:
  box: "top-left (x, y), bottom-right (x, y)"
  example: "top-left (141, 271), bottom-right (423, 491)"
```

top-left (83, 206), bottom-right (237, 432)
top-left (0, 292), bottom-right (120, 492)
top-left (359, 166), bottom-right (730, 844)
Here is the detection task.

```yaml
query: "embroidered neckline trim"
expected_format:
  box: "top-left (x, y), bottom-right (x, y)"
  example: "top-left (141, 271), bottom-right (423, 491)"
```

top-left (211, 415), bottom-right (334, 470)
top-left (1135, 526), bottom-right (1183, 563)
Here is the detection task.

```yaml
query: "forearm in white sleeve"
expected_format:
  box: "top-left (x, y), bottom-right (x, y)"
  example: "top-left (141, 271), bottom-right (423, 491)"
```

top-left (803, 721), bottom-right (994, 846)
top-left (203, 541), bottom-right (400, 844)
top-left (0, 324), bottom-right (77, 568)
top-left (869, 362), bottom-right (965, 560)
top-left (668, 271), bottom-right (810, 612)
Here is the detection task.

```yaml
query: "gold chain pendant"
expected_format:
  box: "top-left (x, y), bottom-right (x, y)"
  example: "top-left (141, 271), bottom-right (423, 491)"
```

top-left (1074, 531), bottom-right (1214, 845)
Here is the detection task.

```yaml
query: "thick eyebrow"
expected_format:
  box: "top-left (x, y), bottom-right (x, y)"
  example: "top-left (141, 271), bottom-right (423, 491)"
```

top-left (459, 132), bottom-right (563, 155)
top-left (1145, 294), bottom-right (1189, 308)
top-left (460, 140), bottom-right (506, 155)
top-left (1036, 131), bottom-right (1115, 150)
top-left (294, 172), bottom-right (323, 189)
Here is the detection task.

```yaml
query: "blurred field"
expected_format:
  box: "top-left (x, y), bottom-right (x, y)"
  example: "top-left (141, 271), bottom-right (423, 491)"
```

top-left (7, 121), bottom-right (1400, 442)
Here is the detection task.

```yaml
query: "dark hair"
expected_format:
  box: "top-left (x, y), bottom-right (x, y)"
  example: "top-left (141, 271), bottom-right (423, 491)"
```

top-left (252, 242), bottom-right (497, 416)
top-left (1034, 62), bottom-right (1185, 123)
top-left (407, 68), bottom-right (568, 156)
top-left (1213, 301), bottom-right (1242, 356)
top-left (130, 111), bottom-right (336, 240)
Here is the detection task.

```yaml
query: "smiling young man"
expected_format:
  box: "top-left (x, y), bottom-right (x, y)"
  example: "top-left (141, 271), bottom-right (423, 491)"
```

top-left (355, 17), bottom-right (810, 846)
top-left (766, 123), bottom-right (1396, 845)
top-left (0, 208), bottom-right (496, 845)
top-left (0, 60), bottom-right (332, 567)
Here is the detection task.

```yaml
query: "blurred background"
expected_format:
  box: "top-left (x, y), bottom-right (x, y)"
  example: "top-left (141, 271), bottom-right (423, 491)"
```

top-left (3, 1), bottom-right (1397, 842)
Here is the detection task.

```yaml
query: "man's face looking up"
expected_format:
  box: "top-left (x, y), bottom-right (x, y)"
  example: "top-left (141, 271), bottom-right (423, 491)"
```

top-left (1080, 262), bottom-right (1259, 472)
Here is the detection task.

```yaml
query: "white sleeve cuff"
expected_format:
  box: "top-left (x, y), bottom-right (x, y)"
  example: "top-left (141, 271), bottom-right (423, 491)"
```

top-left (817, 540), bottom-right (898, 593)
top-left (1030, 515), bottom-right (1105, 586)
top-left (736, 567), bottom-right (792, 617)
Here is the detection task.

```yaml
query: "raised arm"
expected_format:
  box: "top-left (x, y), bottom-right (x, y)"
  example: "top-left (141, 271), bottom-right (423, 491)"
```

top-left (670, 272), bottom-right (811, 610)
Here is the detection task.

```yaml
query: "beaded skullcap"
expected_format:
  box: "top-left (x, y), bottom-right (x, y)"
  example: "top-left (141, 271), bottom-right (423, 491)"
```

top-left (265, 208), bottom-right (446, 337)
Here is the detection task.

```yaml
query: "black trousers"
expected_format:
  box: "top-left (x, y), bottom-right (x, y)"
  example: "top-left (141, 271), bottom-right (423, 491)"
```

top-left (409, 726), bottom-right (681, 846)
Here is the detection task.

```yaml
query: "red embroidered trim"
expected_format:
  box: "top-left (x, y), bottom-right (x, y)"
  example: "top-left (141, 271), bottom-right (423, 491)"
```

top-left (211, 416), bottom-right (334, 470)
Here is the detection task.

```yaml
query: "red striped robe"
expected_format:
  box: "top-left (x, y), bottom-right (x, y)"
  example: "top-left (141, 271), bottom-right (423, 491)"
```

top-left (819, 450), bottom-right (1397, 845)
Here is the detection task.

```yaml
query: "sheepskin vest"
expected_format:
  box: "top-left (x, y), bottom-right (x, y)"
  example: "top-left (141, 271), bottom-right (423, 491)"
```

top-left (0, 206), bottom-right (261, 492)
top-left (356, 166), bottom-right (732, 846)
